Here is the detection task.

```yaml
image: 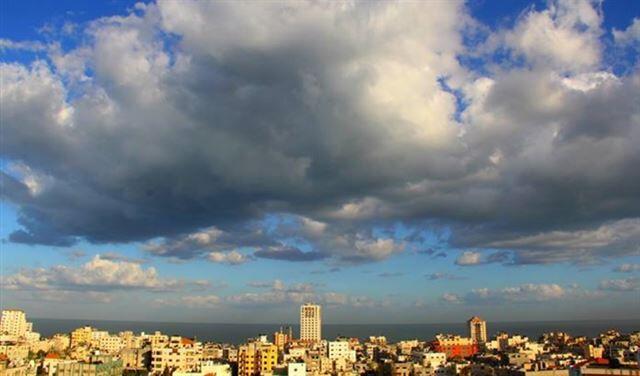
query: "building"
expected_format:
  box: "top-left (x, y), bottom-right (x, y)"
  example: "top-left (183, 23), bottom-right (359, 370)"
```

top-left (97, 336), bottom-right (124, 354)
top-left (0, 363), bottom-right (37, 376)
top-left (0, 310), bottom-right (33, 338)
top-left (300, 304), bottom-right (322, 342)
top-left (42, 354), bottom-right (76, 376)
top-left (70, 327), bottom-right (94, 347)
top-left (287, 362), bottom-right (306, 376)
top-left (328, 340), bottom-right (356, 362)
top-left (468, 317), bottom-right (487, 344)
top-left (238, 342), bottom-right (278, 376)
top-left (55, 357), bottom-right (123, 376)
top-left (412, 352), bottom-right (447, 368)
top-left (582, 344), bottom-right (605, 359)
top-left (273, 327), bottom-right (293, 351)
top-left (120, 346), bottom-right (151, 370)
top-left (578, 365), bottom-right (640, 376)
top-left (151, 337), bottom-right (202, 374)
top-left (432, 335), bottom-right (479, 358)
top-left (0, 343), bottom-right (29, 363)
top-left (172, 361), bottom-right (232, 376)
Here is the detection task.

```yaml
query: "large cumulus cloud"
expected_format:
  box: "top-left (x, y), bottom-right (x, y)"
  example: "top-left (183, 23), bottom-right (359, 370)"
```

top-left (1, 0), bottom-right (639, 265)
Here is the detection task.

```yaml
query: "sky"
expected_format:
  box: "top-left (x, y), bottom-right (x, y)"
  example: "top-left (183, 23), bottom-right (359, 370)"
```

top-left (0, 0), bottom-right (639, 325)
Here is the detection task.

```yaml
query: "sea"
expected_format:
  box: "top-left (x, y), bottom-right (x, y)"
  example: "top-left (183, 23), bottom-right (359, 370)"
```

top-left (31, 318), bottom-right (640, 345)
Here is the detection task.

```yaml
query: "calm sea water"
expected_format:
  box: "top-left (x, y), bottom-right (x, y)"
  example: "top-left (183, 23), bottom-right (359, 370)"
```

top-left (31, 319), bottom-right (640, 345)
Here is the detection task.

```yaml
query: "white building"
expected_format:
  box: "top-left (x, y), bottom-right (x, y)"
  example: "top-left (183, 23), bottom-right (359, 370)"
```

top-left (97, 335), bottom-right (125, 354)
top-left (288, 362), bottom-right (306, 376)
top-left (151, 338), bottom-right (203, 374)
top-left (328, 341), bottom-right (356, 362)
top-left (413, 352), bottom-right (447, 368)
top-left (172, 361), bottom-right (232, 376)
top-left (300, 304), bottom-right (322, 342)
top-left (0, 310), bottom-right (34, 338)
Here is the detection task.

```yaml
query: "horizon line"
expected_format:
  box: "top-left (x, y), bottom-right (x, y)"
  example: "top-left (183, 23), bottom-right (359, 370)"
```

top-left (29, 317), bottom-right (640, 327)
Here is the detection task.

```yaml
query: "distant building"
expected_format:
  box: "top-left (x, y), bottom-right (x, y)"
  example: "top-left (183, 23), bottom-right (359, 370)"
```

top-left (468, 316), bottom-right (487, 343)
top-left (70, 327), bottom-right (94, 347)
top-left (120, 346), bottom-right (151, 370)
top-left (238, 342), bottom-right (278, 376)
top-left (172, 361), bottom-right (232, 376)
top-left (328, 340), bottom-right (356, 362)
top-left (412, 352), bottom-right (447, 368)
top-left (579, 365), bottom-right (640, 376)
top-left (300, 304), bottom-right (322, 342)
top-left (287, 362), bottom-right (306, 376)
top-left (273, 327), bottom-right (293, 351)
top-left (0, 310), bottom-right (33, 338)
top-left (432, 335), bottom-right (478, 358)
top-left (55, 356), bottom-right (123, 376)
top-left (151, 337), bottom-right (202, 374)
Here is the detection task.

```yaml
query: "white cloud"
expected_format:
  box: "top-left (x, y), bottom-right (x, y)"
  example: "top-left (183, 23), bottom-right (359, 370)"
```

top-left (2, 255), bottom-right (185, 292)
top-left (500, 0), bottom-right (602, 71)
top-left (181, 295), bottom-right (221, 308)
top-left (442, 283), bottom-right (569, 305)
top-left (483, 219), bottom-right (640, 264)
top-left (0, 38), bottom-right (47, 52)
top-left (599, 277), bottom-right (639, 291)
top-left (351, 238), bottom-right (404, 262)
top-left (221, 280), bottom-right (381, 308)
top-left (613, 18), bottom-right (640, 46)
top-left (207, 250), bottom-right (250, 265)
top-left (614, 263), bottom-right (640, 273)
top-left (442, 293), bottom-right (462, 303)
top-left (300, 217), bottom-right (327, 238)
top-left (455, 251), bottom-right (483, 266)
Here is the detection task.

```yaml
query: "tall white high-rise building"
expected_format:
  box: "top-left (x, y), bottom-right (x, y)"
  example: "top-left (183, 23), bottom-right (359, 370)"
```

top-left (300, 303), bottom-right (321, 342)
top-left (1, 309), bottom-right (33, 337)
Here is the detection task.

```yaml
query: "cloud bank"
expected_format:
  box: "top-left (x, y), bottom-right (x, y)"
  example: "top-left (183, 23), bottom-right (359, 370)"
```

top-left (1, 0), bottom-right (639, 267)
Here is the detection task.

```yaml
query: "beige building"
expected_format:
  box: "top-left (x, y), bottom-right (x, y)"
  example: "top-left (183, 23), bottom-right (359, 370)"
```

top-left (287, 362), bottom-right (306, 376)
top-left (0, 311), bottom-right (34, 338)
top-left (97, 336), bottom-right (124, 355)
top-left (300, 304), bottom-right (322, 342)
top-left (151, 337), bottom-right (202, 375)
top-left (0, 344), bottom-right (29, 363)
top-left (468, 316), bottom-right (487, 343)
top-left (273, 327), bottom-right (292, 351)
top-left (0, 363), bottom-right (37, 376)
top-left (120, 346), bottom-right (151, 369)
top-left (172, 361), bottom-right (232, 376)
top-left (328, 340), bottom-right (356, 363)
top-left (238, 342), bottom-right (278, 376)
top-left (70, 327), bottom-right (94, 347)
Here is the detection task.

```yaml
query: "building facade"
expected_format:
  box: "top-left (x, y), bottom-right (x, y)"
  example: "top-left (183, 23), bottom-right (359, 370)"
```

top-left (468, 316), bottom-right (488, 344)
top-left (238, 342), bottom-right (278, 376)
top-left (300, 304), bottom-right (322, 342)
top-left (0, 310), bottom-right (33, 338)
top-left (432, 335), bottom-right (479, 358)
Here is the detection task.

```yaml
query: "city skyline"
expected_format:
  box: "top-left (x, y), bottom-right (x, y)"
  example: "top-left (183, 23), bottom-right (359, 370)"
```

top-left (2, 307), bottom-right (638, 376)
top-left (1, 0), bottom-right (640, 324)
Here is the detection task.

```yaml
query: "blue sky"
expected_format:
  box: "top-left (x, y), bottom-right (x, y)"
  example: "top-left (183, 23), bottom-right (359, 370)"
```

top-left (1, 0), bottom-right (639, 324)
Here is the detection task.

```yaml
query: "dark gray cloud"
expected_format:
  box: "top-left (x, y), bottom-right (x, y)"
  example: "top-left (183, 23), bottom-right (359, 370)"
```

top-left (378, 272), bottom-right (404, 278)
top-left (426, 272), bottom-right (464, 281)
top-left (253, 246), bottom-right (327, 262)
top-left (1, 0), bottom-right (639, 266)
